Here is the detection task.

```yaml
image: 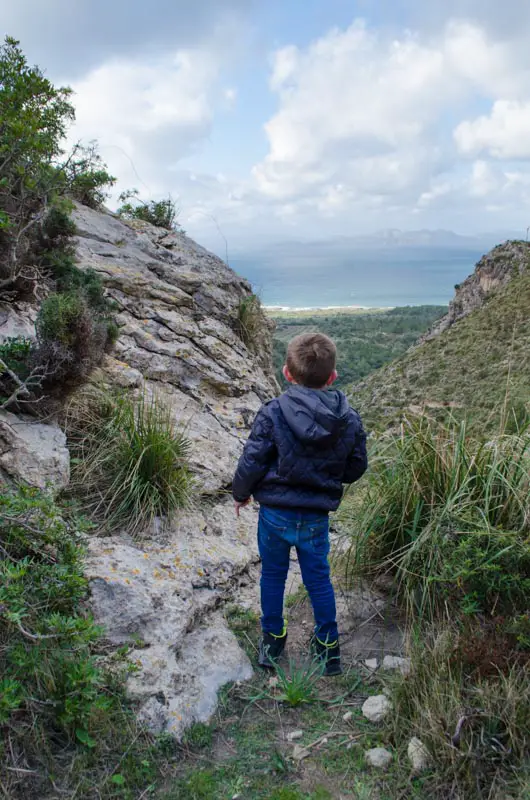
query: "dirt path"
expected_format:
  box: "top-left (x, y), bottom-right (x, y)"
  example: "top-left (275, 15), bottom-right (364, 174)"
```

top-left (162, 557), bottom-right (407, 799)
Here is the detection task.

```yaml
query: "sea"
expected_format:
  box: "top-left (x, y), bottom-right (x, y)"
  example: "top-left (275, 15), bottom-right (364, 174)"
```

top-left (230, 245), bottom-right (484, 309)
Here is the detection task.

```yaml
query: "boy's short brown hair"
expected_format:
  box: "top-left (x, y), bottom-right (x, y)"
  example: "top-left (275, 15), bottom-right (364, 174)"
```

top-left (286, 333), bottom-right (337, 388)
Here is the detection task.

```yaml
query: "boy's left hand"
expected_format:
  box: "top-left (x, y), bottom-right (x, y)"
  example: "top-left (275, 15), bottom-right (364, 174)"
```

top-left (234, 499), bottom-right (250, 517)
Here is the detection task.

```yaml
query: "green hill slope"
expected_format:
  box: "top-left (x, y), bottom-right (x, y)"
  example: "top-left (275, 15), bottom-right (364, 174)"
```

top-left (352, 262), bottom-right (530, 433)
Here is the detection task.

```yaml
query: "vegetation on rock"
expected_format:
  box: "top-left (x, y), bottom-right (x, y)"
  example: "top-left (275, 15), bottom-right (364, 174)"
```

top-left (117, 188), bottom-right (180, 231)
top-left (236, 293), bottom-right (268, 353)
top-left (0, 37), bottom-right (116, 408)
top-left (66, 388), bottom-right (193, 532)
top-left (0, 487), bottom-right (134, 796)
top-left (338, 416), bottom-right (529, 798)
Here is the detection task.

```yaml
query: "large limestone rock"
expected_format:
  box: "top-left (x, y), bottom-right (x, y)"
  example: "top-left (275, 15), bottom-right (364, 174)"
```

top-left (66, 205), bottom-right (280, 737)
top-left (72, 204), bottom-right (277, 491)
top-left (0, 409), bottom-right (69, 492)
top-left (86, 498), bottom-right (259, 736)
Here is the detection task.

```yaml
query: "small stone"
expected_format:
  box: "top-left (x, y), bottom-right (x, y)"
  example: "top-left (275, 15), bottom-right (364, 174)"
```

top-left (361, 694), bottom-right (392, 723)
top-left (382, 656), bottom-right (411, 676)
top-left (364, 658), bottom-right (378, 670)
top-left (342, 711), bottom-right (354, 722)
top-left (365, 747), bottom-right (393, 769)
top-left (408, 737), bottom-right (430, 773)
top-left (292, 744), bottom-right (311, 761)
top-left (287, 730), bottom-right (304, 742)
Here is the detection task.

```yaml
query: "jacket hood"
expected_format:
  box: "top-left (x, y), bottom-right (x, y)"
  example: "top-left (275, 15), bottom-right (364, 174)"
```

top-left (278, 386), bottom-right (350, 445)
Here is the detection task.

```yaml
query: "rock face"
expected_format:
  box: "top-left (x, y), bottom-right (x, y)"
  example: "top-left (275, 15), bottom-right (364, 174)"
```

top-left (0, 409), bottom-right (69, 492)
top-left (68, 206), bottom-right (278, 736)
top-left (72, 205), bottom-right (277, 493)
top-left (422, 240), bottom-right (530, 341)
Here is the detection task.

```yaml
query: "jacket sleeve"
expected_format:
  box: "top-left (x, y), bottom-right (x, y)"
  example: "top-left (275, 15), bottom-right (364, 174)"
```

top-left (343, 415), bottom-right (368, 484)
top-left (232, 406), bottom-right (276, 502)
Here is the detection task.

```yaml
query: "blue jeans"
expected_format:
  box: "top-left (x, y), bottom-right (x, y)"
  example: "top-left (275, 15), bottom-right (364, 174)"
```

top-left (258, 505), bottom-right (338, 642)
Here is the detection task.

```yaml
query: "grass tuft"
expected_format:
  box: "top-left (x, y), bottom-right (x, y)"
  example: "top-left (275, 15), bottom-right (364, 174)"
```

top-left (345, 417), bottom-right (530, 626)
top-left (270, 659), bottom-right (324, 707)
top-left (66, 388), bottom-right (193, 532)
top-left (235, 293), bottom-right (264, 352)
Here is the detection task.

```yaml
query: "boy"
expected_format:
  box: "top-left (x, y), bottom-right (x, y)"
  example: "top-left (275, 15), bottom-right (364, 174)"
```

top-left (232, 333), bottom-right (368, 676)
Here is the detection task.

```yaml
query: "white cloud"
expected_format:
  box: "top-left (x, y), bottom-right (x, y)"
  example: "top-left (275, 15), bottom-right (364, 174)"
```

top-left (253, 21), bottom-right (460, 201)
top-left (455, 101), bottom-right (530, 158)
top-left (242, 15), bottom-right (530, 239)
top-left (66, 39), bottom-right (238, 207)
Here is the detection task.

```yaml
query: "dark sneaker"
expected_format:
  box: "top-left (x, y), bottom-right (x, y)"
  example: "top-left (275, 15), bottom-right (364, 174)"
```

top-left (258, 631), bottom-right (287, 668)
top-left (311, 635), bottom-right (342, 676)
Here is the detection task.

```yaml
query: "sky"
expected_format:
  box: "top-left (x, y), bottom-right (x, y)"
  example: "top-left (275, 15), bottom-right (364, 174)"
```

top-left (4, 0), bottom-right (530, 254)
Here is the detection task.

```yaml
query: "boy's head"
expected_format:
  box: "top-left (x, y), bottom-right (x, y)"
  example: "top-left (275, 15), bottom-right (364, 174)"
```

top-left (283, 333), bottom-right (337, 389)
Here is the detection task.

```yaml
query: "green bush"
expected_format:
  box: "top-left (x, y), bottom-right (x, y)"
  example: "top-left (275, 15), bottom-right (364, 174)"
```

top-left (0, 38), bottom-right (117, 405)
top-left (35, 292), bottom-right (111, 385)
top-left (117, 189), bottom-right (179, 230)
top-left (0, 487), bottom-right (111, 743)
top-left (67, 388), bottom-right (193, 532)
top-left (345, 418), bottom-right (530, 625)
top-left (62, 141), bottom-right (116, 209)
top-left (0, 36), bottom-right (74, 291)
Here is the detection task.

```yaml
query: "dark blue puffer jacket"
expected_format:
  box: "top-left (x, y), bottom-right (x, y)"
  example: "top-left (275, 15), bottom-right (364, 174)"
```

top-left (232, 386), bottom-right (368, 512)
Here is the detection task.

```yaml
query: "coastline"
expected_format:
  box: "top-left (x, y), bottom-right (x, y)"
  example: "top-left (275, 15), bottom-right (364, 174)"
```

top-left (264, 304), bottom-right (395, 317)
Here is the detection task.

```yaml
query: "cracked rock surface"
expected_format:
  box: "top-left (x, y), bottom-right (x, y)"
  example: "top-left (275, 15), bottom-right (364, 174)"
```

top-left (71, 205), bottom-right (278, 736)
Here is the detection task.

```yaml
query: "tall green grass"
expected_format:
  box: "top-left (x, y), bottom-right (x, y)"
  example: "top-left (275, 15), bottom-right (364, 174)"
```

top-left (386, 628), bottom-right (530, 800)
top-left (66, 388), bottom-right (192, 532)
top-left (342, 418), bottom-right (530, 798)
top-left (345, 418), bottom-right (530, 623)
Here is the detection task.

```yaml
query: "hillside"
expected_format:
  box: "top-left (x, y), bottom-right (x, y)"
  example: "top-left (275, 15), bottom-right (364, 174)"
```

top-left (271, 305), bottom-right (447, 388)
top-left (352, 241), bottom-right (530, 432)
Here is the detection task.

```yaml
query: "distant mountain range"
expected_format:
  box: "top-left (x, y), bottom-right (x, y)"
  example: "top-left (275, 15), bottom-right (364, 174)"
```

top-left (234, 229), bottom-right (524, 255)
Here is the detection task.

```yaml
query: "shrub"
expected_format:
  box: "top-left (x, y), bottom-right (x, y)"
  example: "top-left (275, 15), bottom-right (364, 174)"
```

top-left (0, 487), bottom-right (112, 747)
top-left (345, 418), bottom-right (530, 624)
top-left (35, 292), bottom-right (110, 384)
top-left (61, 141), bottom-right (116, 209)
top-left (66, 388), bottom-right (193, 532)
top-left (117, 189), bottom-right (179, 231)
top-left (0, 36), bottom-right (74, 292)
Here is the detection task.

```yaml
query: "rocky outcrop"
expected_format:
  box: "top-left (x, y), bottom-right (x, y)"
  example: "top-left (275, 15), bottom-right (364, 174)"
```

top-left (86, 499), bottom-right (258, 736)
top-left (67, 205), bottom-right (278, 736)
top-left (422, 240), bottom-right (530, 341)
top-left (73, 204), bottom-right (277, 492)
top-left (0, 409), bottom-right (69, 492)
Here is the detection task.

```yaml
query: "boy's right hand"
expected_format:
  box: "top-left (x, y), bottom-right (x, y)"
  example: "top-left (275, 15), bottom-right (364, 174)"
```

top-left (234, 499), bottom-right (250, 517)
